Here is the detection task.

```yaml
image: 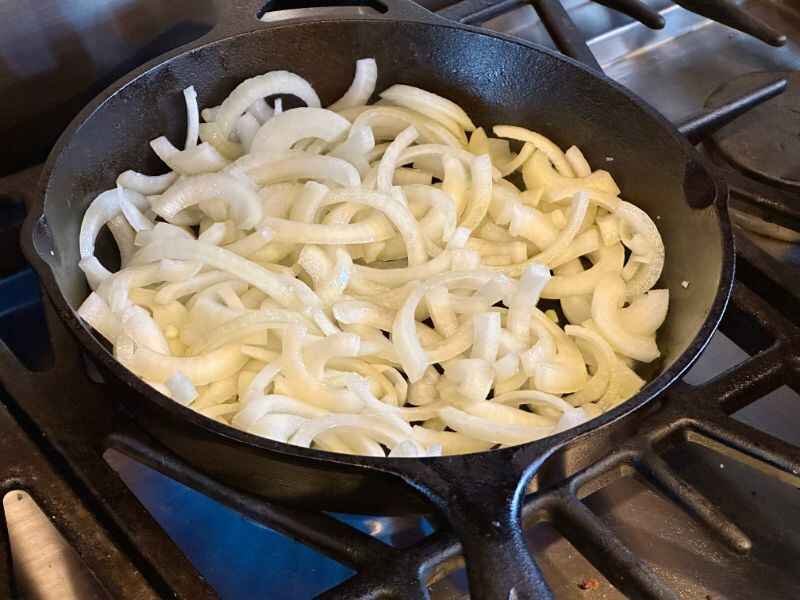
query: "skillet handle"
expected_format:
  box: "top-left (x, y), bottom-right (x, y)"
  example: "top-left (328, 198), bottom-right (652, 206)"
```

top-left (209, 0), bottom-right (449, 38)
top-left (396, 449), bottom-right (555, 599)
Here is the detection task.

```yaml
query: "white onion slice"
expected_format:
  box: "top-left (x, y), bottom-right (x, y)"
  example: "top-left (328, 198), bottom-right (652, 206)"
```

top-left (150, 138), bottom-right (228, 175)
top-left (493, 125), bottom-right (574, 176)
top-left (214, 71), bottom-right (321, 138)
top-left (328, 58), bottom-right (378, 111)
top-left (376, 126), bottom-right (418, 193)
top-left (234, 113), bottom-right (261, 152)
top-left (392, 270), bottom-right (509, 382)
top-left (352, 107), bottom-right (462, 148)
top-left (150, 173), bottom-right (262, 229)
top-left (122, 343), bottom-right (248, 385)
top-left (107, 215), bottom-right (135, 267)
top-left (183, 86), bottom-right (200, 149)
top-left (565, 145), bottom-right (591, 177)
top-left (614, 201), bottom-right (665, 297)
top-left (592, 274), bottom-right (660, 362)
top-left (130, 238), bottom-right (314, 308)
top-left (167, 370), bottom-right (198, 405)
top-left (438, 406), bottom-right (552, 445)
top-left (251, 107), bottom-right (351, 155)
top-left (620, 289), bottom-right (669, 335)
top-left (523, 150), bottom-right (619, 196)
top-left (460, 154), bottom-right (493, 231)
top-left (247, 154), bottom-right (360, 188)
top-left (117, 170), bottom-right (177, 195)
top-left (381, 84), bottom-right (475, 131)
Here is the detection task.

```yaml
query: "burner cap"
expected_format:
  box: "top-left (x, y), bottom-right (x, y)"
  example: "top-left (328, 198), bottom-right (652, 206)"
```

top-left (706, 71), bottom-right (800, 190)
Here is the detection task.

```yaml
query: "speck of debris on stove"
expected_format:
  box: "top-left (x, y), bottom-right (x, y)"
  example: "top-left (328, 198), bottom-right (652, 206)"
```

top-left (605, 156), bottom-right (614, 162)
top-left (578, 578), bottom-right (600, 591)
top-left (681, 280), bottom-right (690, 288)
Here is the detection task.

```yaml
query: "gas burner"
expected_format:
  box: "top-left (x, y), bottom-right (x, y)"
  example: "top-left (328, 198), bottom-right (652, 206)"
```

top-left (706, 71), bottom-right (800, 191)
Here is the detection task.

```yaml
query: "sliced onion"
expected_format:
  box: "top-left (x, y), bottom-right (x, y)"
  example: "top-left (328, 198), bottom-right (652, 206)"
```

top-left (131, 238), bottom-right (314, 308)
top-left (411, 425), bottom-right (492, 454)
top-left (167, 370), bottom-right (198, 405)
top-left (123, 343), bottom-right (248, 385)
top-left (523, 150), bottom-right (619, 196)
top-left (614, 201), bottom-right (665, 297)
top-left (151, 173), bottom-right (262, 229)
top-left (565, 145), bottom-right (591, 177)
top-left (235, 393), bottom-right (325, 431)
top-left (438, 406), bottom-right (552, 445)
top-left (251, 107), bottom-right (351, 155)
top-left (380, 84), bottom-right (475, 131)
top-left (107, 215), bottom-right (135, 267)
top-left (592, 273), bottom-right (660, 362)
top-left (564, 325), bottom-right (617, 405)
top-left (150, 137), bottom-right (228, 175)
top-left (247, 154), bottom-right (360, 188)
top-left (79, 188), bottom-right (149, 262)
top-left (352, 106), bottom-right (462, 148)
top-left (234, 112), bottom-right (261, 152)
top-left (500, 142), bottom-right (534, 177)
top-left (404, 185), bottom-right (457, 243)
top-left (118, 188), bottom-right (153, 232)
top-left (78, 65), bottom-right (670, 457)
top-left (376, 126), bottom-right (418, 193)
top-left (248, 98), bottom-right (274, 124)
top-left (392, 270), bottom-right (507, 382)
top-left (117, 170), bottom-right (177, 195)
top-left (620, 289), bottom-right (669, 335)
top-left (183, 86), bottom-right (200, 149)
top-left (493, 125), bottom-right (574, 176)
top-left (77, 292), bottom-right (120, 342)
top-left (264, 213), bottom-right (394, 245)
top-left (198, 122), bottom-right (244, 160)
top-left (250, 414), bottom-right (308, 442)
top-left (329, 125), bottom-right (375, 176)
top-left (328, 58), bottom-right (378, 110)
top-left (289, 414), bottom-right (408, 448)
top-left (507, 262), bottom-right (551, 341)
top-left (214, 70), bottom-right (321, 138)
top-left (459, 154), bottom-right (493, 230)
top-left (540, 243), bottom-right (625, 299)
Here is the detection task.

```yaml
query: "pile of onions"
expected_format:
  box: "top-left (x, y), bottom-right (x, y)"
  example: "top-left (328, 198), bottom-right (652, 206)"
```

top-left (77, 59), bottom-right (668, 457)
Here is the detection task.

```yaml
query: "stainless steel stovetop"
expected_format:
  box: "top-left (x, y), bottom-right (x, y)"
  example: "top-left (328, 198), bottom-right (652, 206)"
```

top-left (2, 2), bottom-right (799, 599)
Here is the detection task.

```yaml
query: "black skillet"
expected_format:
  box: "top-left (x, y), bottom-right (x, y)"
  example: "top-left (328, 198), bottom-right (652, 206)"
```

top-left (22, 0), bottom-right (734, 597)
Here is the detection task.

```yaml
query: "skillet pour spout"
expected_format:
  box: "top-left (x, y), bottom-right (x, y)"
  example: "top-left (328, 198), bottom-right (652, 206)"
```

top-left (20, 0), bottom-right (734, 597)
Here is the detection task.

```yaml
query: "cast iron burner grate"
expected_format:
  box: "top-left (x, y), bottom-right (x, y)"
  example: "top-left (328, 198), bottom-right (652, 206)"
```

top-left (0, 2), bottom-right (798, 599)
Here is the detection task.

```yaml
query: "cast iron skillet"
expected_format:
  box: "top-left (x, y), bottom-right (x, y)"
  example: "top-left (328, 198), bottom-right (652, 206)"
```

top-left (23, 0), bottom-right (734, 597)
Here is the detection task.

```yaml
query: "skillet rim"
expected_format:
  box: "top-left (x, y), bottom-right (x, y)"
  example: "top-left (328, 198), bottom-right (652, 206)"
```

top-left (26, 15), bottom-right (735, 474)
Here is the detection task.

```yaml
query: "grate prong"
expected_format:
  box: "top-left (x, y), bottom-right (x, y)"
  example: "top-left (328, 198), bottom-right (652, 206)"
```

top-left (694, 415), bottom-right (800, 479)
top-left (637, 452), bottom-right (752, 553)
top-left (592, 0), bottom-right (664, 29)
top-left (530, 0), bottom-right (603, 71)
top-left (672, 0), bottom-right (787, 47)
top-left (554, 495), bottom-right (681, 600)
top-left (108, 432), bottom-right (396, 571)
top-left (694, 344), bottom-right (789, 415)
top-left (677, 78), bottom-right (787, 144)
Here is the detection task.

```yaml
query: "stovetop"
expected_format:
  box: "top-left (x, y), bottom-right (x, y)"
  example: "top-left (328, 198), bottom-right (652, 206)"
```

top-left (1, 2), bottom-right (799, 599)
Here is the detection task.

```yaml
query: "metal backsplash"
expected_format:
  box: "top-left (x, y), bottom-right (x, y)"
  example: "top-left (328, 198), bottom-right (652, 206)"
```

top-left (0, 0), bottom-right (216, 175)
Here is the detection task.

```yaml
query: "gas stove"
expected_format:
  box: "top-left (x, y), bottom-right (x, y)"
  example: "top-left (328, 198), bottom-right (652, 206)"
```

top-left (1, 2), bottom-right (799, 599)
